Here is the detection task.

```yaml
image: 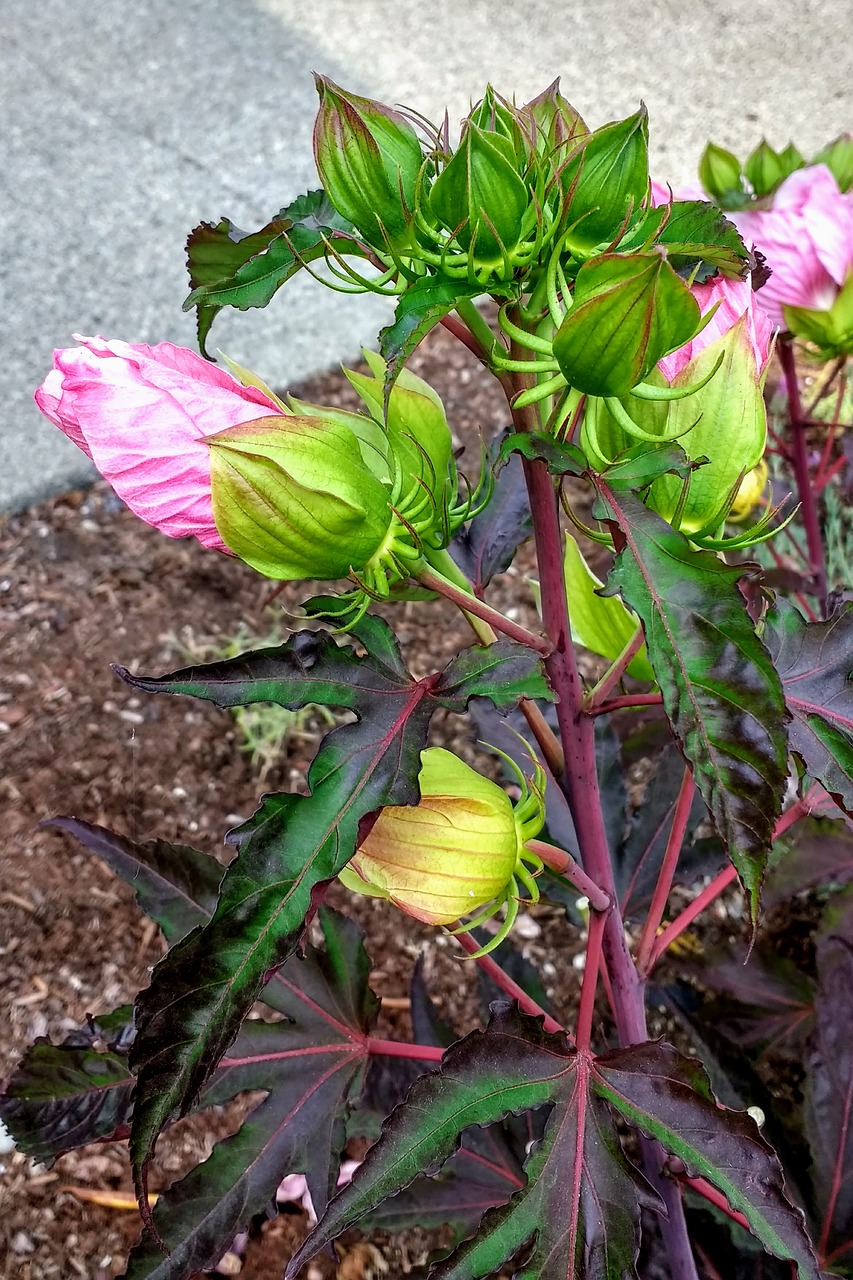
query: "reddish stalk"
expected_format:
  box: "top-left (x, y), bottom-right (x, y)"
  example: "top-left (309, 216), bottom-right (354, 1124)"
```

top-left (439, 312), bottom-right (489, 364)
top-left (649, 787), bottom-right (822, 968)
top-left (525, 838), bottom-right (611, 912)
top-left (520, 697), bottom-right (565, 777)
top-left (584, 627), bottom-right (645, 709)
top-left (454, 930), bottom-right (568, 1038)
top-left (779, 338), bottom-right (828, 610)
top-left (575, 908), bottom-right (606, 1050)
top-left (414, 564), bottom-right (552, 655)
top-left (364, 1037), bottom-right (446, 1063)
top-left (588, 692), bottom-right (664, 717)
top-left (635, 766), bottom-right (695, 975)
top-left (681, 1175), bottom-right (749, 1231)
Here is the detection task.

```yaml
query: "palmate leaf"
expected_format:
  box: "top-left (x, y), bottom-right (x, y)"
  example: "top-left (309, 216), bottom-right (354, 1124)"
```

top-left (288, 1005), bottom-right (818, 1280)
top-left (118, 619), bottom-right (547, 1215)
top-left (763, 598), bottom-right (853, 814)
top-left (123, 908), bottom-right (377, 1280)
top-left (596, 480), bottom-right (789, 914)
top-left (184, 189), bottom-right (358, 354)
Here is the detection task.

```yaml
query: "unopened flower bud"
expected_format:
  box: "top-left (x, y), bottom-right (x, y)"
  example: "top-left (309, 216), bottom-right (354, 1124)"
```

top-left (429, 122), bottom-right (531, 264)
top-left (313, 75), bottom-right (423, 248)
top-left (553, 251), bottom-right (704, 397)
top-left (339, 747), bottom-right (546, 954)
top-left (208, 416), bottom-right (392, 580)
top-left (698, 141), bottom-right (747, 208)
top-left (811, 133), bottom-right (853, 192)
top-left (744, 140), bottom-right (788, 199)
top-left (520, 78), bottom-right (588, 165)
top-left (562, 106), bottom-right (649, 250)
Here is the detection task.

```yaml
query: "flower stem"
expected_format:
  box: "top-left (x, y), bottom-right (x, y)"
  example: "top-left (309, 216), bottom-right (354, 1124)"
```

top-left (635, 766), bottom-right (695, 975)
top-left (524, 838), bottom-right (610, 912)
top-left (587, 692), bottom-right (664, 717)
top-left (779, 337), bottom-right (828, 610)
top-left (584, 625), bottom-right (645, 709)
top-left (575, 908), bottom-right (606, 1050)
top-left (364, 1037), bottom-right (445, 1063)
top-left (414, 562), bottom-right (552, 655)
top-left (454, 930), bottom-right (567, 1038)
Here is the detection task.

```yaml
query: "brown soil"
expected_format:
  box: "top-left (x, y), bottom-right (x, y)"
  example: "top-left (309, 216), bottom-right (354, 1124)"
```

top-left (0, 323), bottom-right (591, 1279)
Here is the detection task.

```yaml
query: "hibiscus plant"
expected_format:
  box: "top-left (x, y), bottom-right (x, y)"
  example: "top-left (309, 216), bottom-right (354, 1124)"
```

top-left (4, 77), bottom-right (853, 1279)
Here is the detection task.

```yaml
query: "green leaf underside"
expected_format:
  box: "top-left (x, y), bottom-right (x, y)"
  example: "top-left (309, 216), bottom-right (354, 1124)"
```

top-left (378, 279), bottom-right (487, 398)
top-left (184, 190), bottom-right (357, 352)
top-left (118, 621), bottom-right (546, 1210)
top-left (289, 1006), bottom-right (818, 1279)
top-left (596, 481), bottom-right (788, 913)
top-left (763, 599), bottom-right (853, 813)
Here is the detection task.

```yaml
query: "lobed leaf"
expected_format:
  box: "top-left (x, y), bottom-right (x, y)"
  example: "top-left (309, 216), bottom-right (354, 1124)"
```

top-left (596, 481), bottom-right (789, 914)
top-left (763, 598), bottom-right (853, 814)
top-left (124, 622), bottom-right (546, 1214)
top-left (452, 430), bottom-right (532, 595)
top-left (378, 279), bottom-right (487, 397)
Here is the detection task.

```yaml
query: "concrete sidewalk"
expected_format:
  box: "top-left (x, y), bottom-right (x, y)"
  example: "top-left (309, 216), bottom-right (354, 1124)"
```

top-left (3, 0), bottom-right (851, 512)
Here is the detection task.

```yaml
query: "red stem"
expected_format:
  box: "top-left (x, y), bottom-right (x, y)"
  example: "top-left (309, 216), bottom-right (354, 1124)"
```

top-left (588, 692), bottom-right (664, 717)
top-left (525, 838), bottom-right (611, 912)
top-left (575, 909), bottom-right (606, 1050)
top-left (415, 565), bottom-right (552, 655)
top-left (680, 1175), bottom-right (749, 1231)
top-left (439, 312), bottom-right (489, 364)
top-left (585, 627), bottom-right (645, 709)
top-left (454, 930), bottom-right (568, 1038)
top-left (364, 1037), bottom-right (446, 1063)
top-left (635, 766), bottom-right (695, 975)
top-left (649, 787), bottom-right (821, 968)
top-left (779, 338), bottom-right (828, 610)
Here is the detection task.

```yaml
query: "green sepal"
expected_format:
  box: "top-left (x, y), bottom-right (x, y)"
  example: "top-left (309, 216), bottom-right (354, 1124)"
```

top-left (811, 133), bottom-right (853, 192)
top-left (520, 77), bottom-right (589, 165)
top-left (562, 105), bottom-right (649, 250)
top-left (313, 76), bottom-right (424, 248)
top-left (208, 416), bottom-right (392, 580)
top-left (698, 141), bottom-right (748, 209)
top-left (784, 273), bottom-right (853, 359)
top-left (553, 252), bottom-right (705, 397)
top-left (430, 122), bottom-right (531, 262)
top-left (744, 140), bottom-right (789, 198)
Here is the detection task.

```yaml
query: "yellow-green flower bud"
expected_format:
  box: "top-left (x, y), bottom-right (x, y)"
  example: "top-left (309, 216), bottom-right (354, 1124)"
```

top-left (313, 76), bottom-right (424, 249)
top-left (429, 122), bottom-right (531, 265)
top-left (698, 141), bottom-right (747, 208)
top-left (339, 747), bottom-right (545, 953)
top-left (208, 415), bottom-right (393, 581)
top-left (728, 459), bottom-right (769, 522)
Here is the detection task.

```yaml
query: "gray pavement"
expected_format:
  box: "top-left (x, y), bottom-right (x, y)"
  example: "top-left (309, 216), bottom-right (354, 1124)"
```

top-left (3, 0), bottom-right (851, 512)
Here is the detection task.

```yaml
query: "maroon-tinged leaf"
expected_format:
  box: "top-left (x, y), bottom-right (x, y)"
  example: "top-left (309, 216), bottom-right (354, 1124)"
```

top-left (804, 935), bottom-right (853, 1265)
top-left (0, 1008), bottom-right (135, 1162)
top-left (763, 599), bottom-right (853, 815)
top-left (452, 431), bottom-right (532, 596)
top-left (124, 621), bottom-right (547, 1225)
top-left (595, 1041), bottom-right (820, 1278)
top-left (764, 816), bottom-right (853, 909)
top-left (288, 1005), bottom-right (657, 1280)
top-left (596, 482), bottom-right (789, 915)
top-left (123, 908), bottom-right (377, 1280)
top-left (690, 950), bottom-right (815, 1057)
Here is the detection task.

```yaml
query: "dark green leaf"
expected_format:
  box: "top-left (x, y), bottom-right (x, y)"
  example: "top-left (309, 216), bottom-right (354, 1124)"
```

top-left (452, 430), bottom-right (532, 595)
top-left (183, 190), bottom-right (359, 351)
top-left (763, 599), bottom-right (853, 814)
top-left (378, 279), bottom-right (486, 395)
top-left (596, 1042), bottom-right (820, 1278)
top-left (499, 429), bottom-right (587, 477)
top-left (43, 818), bottom-right (221, 945)
top-left (0, 1011), bottom-right (135, 1162)
top-left (597, 482), bottom-right (789, 914)
top-left (125, 623), bottom-right (545, 1210)
top-left (124, 909), bottom-right (375, 1279)
top-left (655, 201), bottom-right (749, 280)
top-left (599, 441), bottom-right (695, 490)
top-left (288, 1005), bottom-right (655, 1280)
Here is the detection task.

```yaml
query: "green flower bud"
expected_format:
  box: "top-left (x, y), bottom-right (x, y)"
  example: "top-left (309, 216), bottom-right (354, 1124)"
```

top-left (777, 142), bottom-right (806, 182)
top-left (812, 133), bottom-right (853, 192)
top-left (343, 349), bottom-right (454, 494)
top-left (744, 140), bottom-right (788, 198)
top-left (313, 75), bottom-right (424, 248)
top-left (339, 746), bottom-right (546, 952)
top-left (698, 141), bottom-right (747, 209)
top-left (562, 106), bottom-right (649, 250)
top-left (553, 252), bottom-right (704, 397)
top-left (520, 78), bottom-right (588, 164)
top-left (429, 122), bottom-right (531, 264)
top-left (647, 316), bottom-right (768, 532)
top-left (208, 415), bottom-right (392, 580)
top-left (467, 85), bottom-right (533, 172)
top-left (784, 272), bottom-right (853, 360)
